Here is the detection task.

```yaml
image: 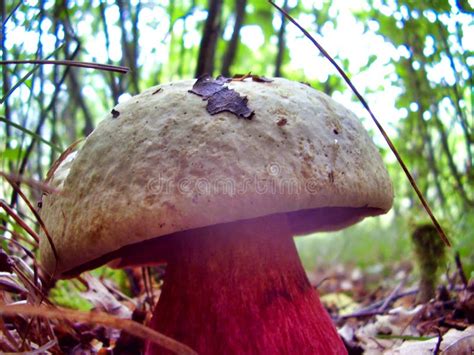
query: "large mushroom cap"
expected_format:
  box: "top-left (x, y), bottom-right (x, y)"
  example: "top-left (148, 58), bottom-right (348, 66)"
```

top-left (40, 78), bottom-right (393, 276)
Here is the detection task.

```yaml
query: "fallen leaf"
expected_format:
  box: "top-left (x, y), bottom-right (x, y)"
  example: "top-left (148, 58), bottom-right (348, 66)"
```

top-left (81, 274), bottom-right (132, 319)
top-left (207, 87), bottom-right (253, 119)
top-left (232, 72), bottom-right (252, 81)
top-left (251, 75), bottom-right (273, 83)
top-left (188, 74), bottom-right (231, 98)
top-left (356, 305), bottom-right (424, 352)
top-left (0, 274), bottom-right (27, 294)
top-left (189, 75), bottom-right (254, 119)
top-left (0, 250), bottom-right (13, 273)
top-left (393, 326), bottom-right (474, 355)
top-left (321, 292), bottom-right (359, 316)
top-left (232, 73), bottom-right (273, 83)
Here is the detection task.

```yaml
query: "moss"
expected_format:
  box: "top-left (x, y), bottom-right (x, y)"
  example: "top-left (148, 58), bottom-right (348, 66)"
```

top-left (411, 224), bottom-right (446, 303)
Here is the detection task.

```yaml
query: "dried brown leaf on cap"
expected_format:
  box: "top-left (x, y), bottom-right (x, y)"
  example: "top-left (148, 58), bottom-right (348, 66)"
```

top-left (250, 74), bottom-right (273, 83)
top-left (189, 74), bottom-right (254, 119)
top-left (232, 72), bottom-right (273, 83)
top-left (207, 87), bottom-right (253, 119)
top-left (188, 74), bottom-right (231, 97)
top-left (231, 72), bottom-right (252, 81)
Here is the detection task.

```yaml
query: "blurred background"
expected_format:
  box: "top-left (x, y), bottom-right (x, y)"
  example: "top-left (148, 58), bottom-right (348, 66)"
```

top-left (1, 0), bottom-right (473, 306)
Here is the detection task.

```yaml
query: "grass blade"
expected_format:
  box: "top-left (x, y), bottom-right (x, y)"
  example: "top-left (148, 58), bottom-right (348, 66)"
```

top-left (0, 45), bottom-right (64, 104)
top-left (0, 116), bottom-right (62, 152)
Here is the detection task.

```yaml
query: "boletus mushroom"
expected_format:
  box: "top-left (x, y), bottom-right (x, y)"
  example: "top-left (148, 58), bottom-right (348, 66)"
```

top-left (39, 78), bottom-right (393, 354)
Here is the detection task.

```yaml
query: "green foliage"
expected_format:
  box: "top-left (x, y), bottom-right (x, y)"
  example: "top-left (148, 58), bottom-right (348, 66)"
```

top-left (49, 280), bottom-right (93, 310)
top-left (296, 216), bottom-right (411, 271)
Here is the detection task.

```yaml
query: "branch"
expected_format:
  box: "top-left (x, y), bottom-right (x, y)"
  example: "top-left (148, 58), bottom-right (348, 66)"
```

top-left (0, 304), bottom-right (198, 355)
top-left (0, 60), bottom-right (129, 74)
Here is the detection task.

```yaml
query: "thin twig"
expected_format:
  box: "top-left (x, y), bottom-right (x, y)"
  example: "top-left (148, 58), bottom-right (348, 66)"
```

top-left (337, 284), bottom-right (466, 321)
top-left (2, 1), bottom-right (22, 27)
top-left (337, 288), bottom-right (418, 320)
top-left (0, 175), bottom-right (60, 286)
top-left (0, 59), bottom-right (129, 73)
top-left (378, 277), bottom-right (406, 312)
top-left (0, 46), bottom-right (65, 105)
top-left (268, 0), bottom-right (451, 247)
top-left (454, 252), bottom-right (468, 289)
top-left (433, 328), bottom-right (442, 355)
top-left (0, 116), bottom-right (63, 152)
top-left (0, 172), bottom-right (59, 194)
top-left (0, 232), bottom-right (36, 256)
top-left (0, 304), bottom-right (198, 355)
top-left (0, 200), bottom-right (40, 243)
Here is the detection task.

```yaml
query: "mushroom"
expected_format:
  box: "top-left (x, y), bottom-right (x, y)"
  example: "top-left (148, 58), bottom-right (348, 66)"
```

top-left (40, 78), bottom-right (393, 354)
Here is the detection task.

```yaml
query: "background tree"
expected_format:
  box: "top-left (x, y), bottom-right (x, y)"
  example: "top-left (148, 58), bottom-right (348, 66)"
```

top-left (196, 0), bottom-right (223, 76)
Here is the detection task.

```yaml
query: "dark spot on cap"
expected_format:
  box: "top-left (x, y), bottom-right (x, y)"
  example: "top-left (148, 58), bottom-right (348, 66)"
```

top-left (328, 171), bottom-right (335, 183)
top-left (152, 88), bottom-right (163, 95)
top-left (111, 109), bottom-right (120, 119)
top-left (262, 288), bottom-right (292, 309)
top-left (277, 118), bottom-right (288, 127)
top-left (333, 129), bottom-right (339, 135)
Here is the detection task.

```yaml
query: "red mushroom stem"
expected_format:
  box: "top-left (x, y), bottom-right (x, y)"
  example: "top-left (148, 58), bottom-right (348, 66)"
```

top-left (144, 213), bottom-right (347, 354)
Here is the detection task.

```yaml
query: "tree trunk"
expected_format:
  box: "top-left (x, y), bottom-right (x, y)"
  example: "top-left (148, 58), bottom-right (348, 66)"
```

top-left (195, 0), bottom-right (223, 77)
top-left (67, 68), bottom-right (94, 136)
top-left (117, 0), bottom-right (141, 94)
top-left (1, 0), bottom-right (11, 157)
top-left (274, 0), bottom-right (288, 77)
top-left (99, 2), bottom-right (121, 104)
top-left (221, 0), bottom-right (247, 77)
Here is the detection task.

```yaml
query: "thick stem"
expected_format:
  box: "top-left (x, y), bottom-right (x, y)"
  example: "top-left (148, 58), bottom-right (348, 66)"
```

top-left (145, 214), bottom-right (347, 354)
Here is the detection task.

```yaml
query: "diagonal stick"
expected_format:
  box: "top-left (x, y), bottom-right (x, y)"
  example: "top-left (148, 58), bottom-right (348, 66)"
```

top-left (268, 0), bottom-right (451, 247)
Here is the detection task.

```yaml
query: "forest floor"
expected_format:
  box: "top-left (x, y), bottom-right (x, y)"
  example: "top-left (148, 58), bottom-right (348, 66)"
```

top-left (311, 260), bottom-right (474, 354)
top-left (1, 255), bottom-right (473, 354)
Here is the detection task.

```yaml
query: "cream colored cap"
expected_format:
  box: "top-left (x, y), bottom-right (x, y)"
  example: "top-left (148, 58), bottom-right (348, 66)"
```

top-left (39, 78), bottom-right (393, 276)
